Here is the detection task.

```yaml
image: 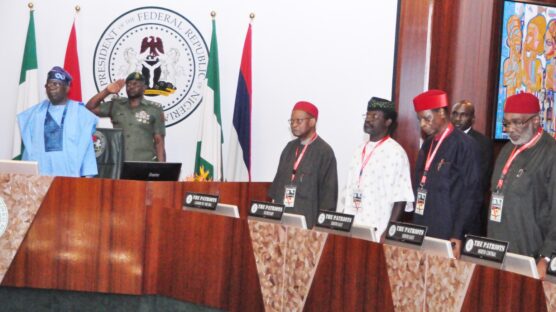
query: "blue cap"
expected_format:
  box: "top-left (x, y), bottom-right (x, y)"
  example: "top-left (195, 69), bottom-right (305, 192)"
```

top-left (47, 66), bottom-right (72, 85)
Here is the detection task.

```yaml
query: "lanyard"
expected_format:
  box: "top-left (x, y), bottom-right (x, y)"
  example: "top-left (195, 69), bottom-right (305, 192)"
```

top-left (358, 136), bottom-right (390, 186)
top-left (419, 123), bottom-right (454, 187)
top-left (495, 128), bottom-right (543, 191)
top-left (291, 133), bottom-right (318, 182)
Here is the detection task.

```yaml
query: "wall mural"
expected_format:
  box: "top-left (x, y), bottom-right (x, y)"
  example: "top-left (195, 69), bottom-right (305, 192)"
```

top-left (496, 1), bottom-right (556, 139)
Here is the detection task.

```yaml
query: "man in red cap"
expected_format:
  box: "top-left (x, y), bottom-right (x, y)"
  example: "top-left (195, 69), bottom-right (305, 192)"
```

top-left (488, 92), bottom-right (556, 279)
top-left (268, 101), bottom-right (338, 228)
top-left (412, 90), bottom-right (483, 258)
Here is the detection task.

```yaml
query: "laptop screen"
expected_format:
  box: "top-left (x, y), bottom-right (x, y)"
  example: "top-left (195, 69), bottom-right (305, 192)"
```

top-left (120, 161), bottom-right (182, 181)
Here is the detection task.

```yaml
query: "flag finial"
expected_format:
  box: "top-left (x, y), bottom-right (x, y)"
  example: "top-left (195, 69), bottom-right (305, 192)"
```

top-left (27, 2), bottom-right (33, 10)
top-left (250, 13), bottom-right (255, 20)
top-left (211, 11), bottom-right (216, 18)
top-left (75, 5), bottom-right (80, 12)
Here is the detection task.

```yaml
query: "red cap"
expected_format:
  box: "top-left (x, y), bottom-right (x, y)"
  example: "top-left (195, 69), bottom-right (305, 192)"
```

top-left (293, 101), bottom-right (319, 119)
top-left (413, 90), bottom-right (448, 112)
top-left (504, 92), bottom-right (540, 114)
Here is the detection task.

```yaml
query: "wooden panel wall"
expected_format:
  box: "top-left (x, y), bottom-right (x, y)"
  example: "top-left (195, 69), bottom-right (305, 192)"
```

top-left (393, 0), bottom-right (432, 169)
top-left (395, 0), bottom-right (556, 163)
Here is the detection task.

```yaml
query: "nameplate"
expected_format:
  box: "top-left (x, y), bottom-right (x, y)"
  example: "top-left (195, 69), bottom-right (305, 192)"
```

top-left (315, 211), bottom-right (354, 232)
top-left (183, 192), bottom-right (219, 210)
top-left (249, 201), bottom-right (284, 220)
top-left (385, 221), bottom-right (427, 246)
top-left (462, 235), bottom-right (508, 264)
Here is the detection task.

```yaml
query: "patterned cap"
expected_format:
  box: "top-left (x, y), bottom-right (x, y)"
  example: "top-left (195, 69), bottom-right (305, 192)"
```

top-left (126, 72), bottom-right (146, 83)
top-left (47, 66), bottom-right (72, 85)
top-left (368, 97), bottom-right (395, 112)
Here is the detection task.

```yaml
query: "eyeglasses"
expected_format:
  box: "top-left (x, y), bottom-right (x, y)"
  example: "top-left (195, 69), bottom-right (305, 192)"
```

top-left (288, 118), bottom-right (312, 125)
top-left (502, 115), bottom-right (536, 129)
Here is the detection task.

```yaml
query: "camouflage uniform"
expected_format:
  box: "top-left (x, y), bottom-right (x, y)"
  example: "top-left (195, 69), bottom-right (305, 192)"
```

top-left (98, 97), bottom-right (165, 161)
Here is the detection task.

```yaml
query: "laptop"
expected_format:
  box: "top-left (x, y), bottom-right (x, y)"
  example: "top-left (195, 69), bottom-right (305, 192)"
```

top-left (0, 160), bottom-right (39, 176)
top-left (120, 161), bottom-right (181, 181)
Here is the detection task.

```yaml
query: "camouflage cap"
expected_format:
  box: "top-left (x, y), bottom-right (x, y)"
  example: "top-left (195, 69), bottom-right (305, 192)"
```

top-left (367, 97), bottom-right (395, 112)
top-left (125, 72), bottom-right (146, 83)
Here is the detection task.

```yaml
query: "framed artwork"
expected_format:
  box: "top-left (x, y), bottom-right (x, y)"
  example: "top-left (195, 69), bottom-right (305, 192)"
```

top-left (494, 0), bottom-right (556, 139)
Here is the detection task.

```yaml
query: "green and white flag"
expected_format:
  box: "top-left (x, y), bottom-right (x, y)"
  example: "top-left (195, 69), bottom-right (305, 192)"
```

top-left (13, 10), bottom-right (39, 160)
top-left (194, 18), bottom-right (223, 181)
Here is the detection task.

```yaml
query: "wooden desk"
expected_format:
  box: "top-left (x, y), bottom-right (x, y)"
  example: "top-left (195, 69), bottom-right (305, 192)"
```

top-left (0, 176), bottom-right (554, 311)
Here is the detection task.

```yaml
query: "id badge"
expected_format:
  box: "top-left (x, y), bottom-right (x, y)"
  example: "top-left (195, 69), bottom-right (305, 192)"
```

top-left (352, 189), bottom-right (363, 210)
top-left (284, 185), bottom-right (297, 208)
top-left (415, 188), bottom-right (427, 215)
top-left (489, 193), bottom-right (504, 222)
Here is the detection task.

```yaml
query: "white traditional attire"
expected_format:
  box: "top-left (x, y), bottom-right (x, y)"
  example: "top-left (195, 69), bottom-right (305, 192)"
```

top-left (341, 137), bottom-right (414, 237)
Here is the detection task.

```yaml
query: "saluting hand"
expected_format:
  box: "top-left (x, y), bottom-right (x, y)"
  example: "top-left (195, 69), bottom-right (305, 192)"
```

top-left (106, 79), bottom-right (125, 94)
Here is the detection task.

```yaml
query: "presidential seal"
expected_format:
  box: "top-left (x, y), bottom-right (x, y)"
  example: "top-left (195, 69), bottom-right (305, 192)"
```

top-left (93, 7), bottom-right (209, 127)
top-left (93, 130), bottom-right (107, 158)
top-left (0, 197), bottom-right (9, 238)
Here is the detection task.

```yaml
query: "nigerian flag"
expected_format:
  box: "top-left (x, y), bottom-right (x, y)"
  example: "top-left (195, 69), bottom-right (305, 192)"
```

top-left (194, 18), bottom-right (223, 181)
top-left (13, 10), bottom-right (39, 160)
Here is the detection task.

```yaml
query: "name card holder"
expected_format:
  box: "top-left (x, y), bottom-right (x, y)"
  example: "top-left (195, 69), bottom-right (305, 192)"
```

top-left (349, 224), bottom-right (379, 242)
top-left (502, 252), bottom-right (539, 279)
top-left (247, 201), bottom-right (284, 223)
top-left (246, 201), bottom-right (307, 229)
top-left (281, 213), bottom-right (307, 229)
top-left (314, 211), bottom-right (354, 231)
top-left (313, 211), bottom-right (380, 241)
top-left (384, 221), bottom-right (427, 251)
top-left (314, 223), bottom-right (378, 243)
top-left (183, 192), bottom-right (239, 219)
top-left (461, 235), bottom-right (508, 269)
top-left (422, 236), bottom-right (455, 259)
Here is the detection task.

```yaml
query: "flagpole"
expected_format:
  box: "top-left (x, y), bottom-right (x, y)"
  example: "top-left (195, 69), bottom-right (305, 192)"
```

top-left (194, 10), bottom-right (223, 181)
top-left (64, 5), bottom-right (82, 101)
top-left (225, 13), bottom-right (253, 181)
top-left (14, 3), bottom-right (39, 159)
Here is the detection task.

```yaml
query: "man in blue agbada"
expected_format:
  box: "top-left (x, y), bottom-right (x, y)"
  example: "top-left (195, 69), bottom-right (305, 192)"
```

top-left (18, 66), bottom-right (99, 177)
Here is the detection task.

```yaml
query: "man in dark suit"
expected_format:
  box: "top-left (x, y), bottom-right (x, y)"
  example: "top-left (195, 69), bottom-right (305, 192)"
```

top-left (412, 90), bottom-right (483, 258)
top-left (451, 100), bottom-right (493, 189)
top-left (451, 100), bottom-right (493, 235)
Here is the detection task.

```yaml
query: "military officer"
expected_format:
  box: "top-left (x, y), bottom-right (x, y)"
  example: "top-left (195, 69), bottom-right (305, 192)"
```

top-left (86, 72), bottom-right (166, 162)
